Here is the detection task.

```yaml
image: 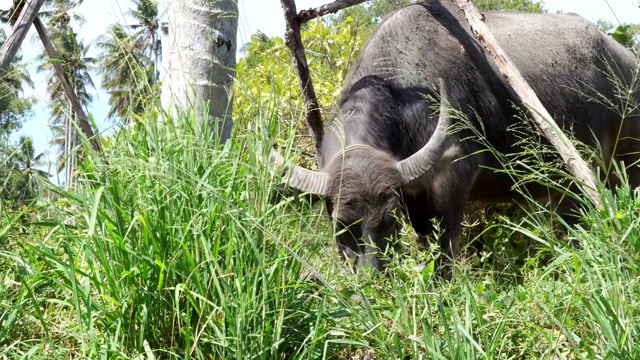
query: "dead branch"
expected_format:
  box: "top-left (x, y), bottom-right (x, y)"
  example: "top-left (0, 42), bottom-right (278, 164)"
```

top-left (280, 0), bottom-right (324, 154)
top-left (34, 16), bottom-right (101, 153)
top-left (298, 0), bottom-right (370, 23)
top-left (279, 0), bottom-right (374, 154)
top-left (0, 0), bottom-right (45, 73)
top-left (453, 0), bottom-right (603, 209)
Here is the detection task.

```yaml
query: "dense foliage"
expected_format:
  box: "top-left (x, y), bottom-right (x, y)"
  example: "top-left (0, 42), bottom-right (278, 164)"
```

top-left (0, 63), bottom-right (33, 145)
top-left (235, 17), bottom-right (369, 164)
top-left (473, 0), bottom-right (544, 12)
top-left (0, 136), bottom-right (50, 206)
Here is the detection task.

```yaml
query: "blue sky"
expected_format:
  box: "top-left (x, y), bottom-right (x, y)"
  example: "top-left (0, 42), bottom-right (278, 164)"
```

top-left (1, 0), bottom-right (639, 176)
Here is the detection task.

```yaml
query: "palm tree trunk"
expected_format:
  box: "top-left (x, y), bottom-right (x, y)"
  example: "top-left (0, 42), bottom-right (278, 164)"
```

top-left (160, 0), bottom-right (238, 143)
top-left (0, 0), bottom-right (46, 73)
top-left (71, 111), bottom-right (77, 189)
top-left (152, 31), bottom-right (158, 85)
top-left (64, 103), bottom-right (71, 190)
top-left (33, 16), bottom-right (101, 153)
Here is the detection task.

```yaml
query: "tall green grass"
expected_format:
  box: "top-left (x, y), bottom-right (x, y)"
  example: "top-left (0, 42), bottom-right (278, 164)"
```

top-left (1, 108), bottom-right (640, 359)
top-left (1, 112), bottom-right (336, 358)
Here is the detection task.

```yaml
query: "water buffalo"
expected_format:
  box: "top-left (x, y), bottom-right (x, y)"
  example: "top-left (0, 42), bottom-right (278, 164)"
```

top-left (272, 0), bottom-right (640, 275)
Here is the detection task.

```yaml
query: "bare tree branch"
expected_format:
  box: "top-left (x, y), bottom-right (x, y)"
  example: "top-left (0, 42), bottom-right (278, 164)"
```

top-left (298, 0), bottom-right (371, 23)
top-left (278, 0), bottom-right (373, 154)
top-left (280, 0), bottom-right (324, 154)
top-left (453, 0), bottom-right (602, 208)
top-left (34, 16), bottom-right (102, 153)
top-left (0, 0), bottom-right (46, 73)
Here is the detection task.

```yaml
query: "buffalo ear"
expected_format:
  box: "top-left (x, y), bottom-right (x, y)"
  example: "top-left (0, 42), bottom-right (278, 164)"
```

top-left (269, 148), bottom-right (330, 196)
top-left (395, 78), bottom-right (457, 184)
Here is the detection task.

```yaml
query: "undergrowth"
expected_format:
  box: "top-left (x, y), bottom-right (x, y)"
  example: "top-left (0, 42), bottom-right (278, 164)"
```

top-left (1, 108), bottom-right (639, 359)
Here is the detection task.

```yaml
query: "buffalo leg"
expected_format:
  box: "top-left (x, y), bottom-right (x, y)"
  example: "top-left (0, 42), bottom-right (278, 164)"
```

top-left (611, 119), bottom-right (640, 190)
top-left (403, 193), bottom-right (436, 249)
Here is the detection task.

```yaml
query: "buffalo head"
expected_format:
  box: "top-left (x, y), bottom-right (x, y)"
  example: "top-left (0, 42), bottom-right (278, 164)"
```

top-left (271, 80), bottom-right (459, 270)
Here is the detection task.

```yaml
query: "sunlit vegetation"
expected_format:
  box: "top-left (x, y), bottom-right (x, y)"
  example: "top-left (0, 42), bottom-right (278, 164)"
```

top-left (2, 0), bottom-right (640, 358)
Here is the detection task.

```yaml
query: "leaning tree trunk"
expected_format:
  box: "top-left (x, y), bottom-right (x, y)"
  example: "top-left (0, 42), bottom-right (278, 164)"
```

top-left (0, 0), bottom-right (101, 152)
top-left (453, 0), bottom-right (602, 209)
top-left (34, 17), bottom-right (101, 152)
top-left (0, 0), bottom-right (46, 73)
top-left (160, 0), bottom-right (238, 143)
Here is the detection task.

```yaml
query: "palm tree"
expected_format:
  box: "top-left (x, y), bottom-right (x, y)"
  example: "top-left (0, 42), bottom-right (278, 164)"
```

top-left (40, 0), bottom-right (86, 28)
top-left (0, 136), bottom-right (51, 204)
top-left (15, 136), bottom-right (51, 190)
top-left (127, 0), bottom-right (162, 84)
top-left (95, 0), bottom-right (163, 124)
top-left (96, 23), bottom-right (154, 121)
top-left (161, 0), bottom-right (238, 143)
top-left (39, 28), bottom-right (95, 107)
top-left (38, 29), bottom-right (95, 188)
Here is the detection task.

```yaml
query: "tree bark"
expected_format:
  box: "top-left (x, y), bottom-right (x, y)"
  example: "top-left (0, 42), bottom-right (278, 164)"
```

top-left (152, 31), bottom-right (158, 85)
top-left (453, 0), bottom-right (603, 208)
top-left (160, 0), bottom-right (238, 144)
top-left (297, 0), bottom-right (371, 23)
top-left (64, 102), bottom-right (71, 189)
top-left (0, 0), bottom-right (46, 73)
top-left (280, 0), bottom-right (324, 154)
top-left (33, 16), bottom-right (101, 153)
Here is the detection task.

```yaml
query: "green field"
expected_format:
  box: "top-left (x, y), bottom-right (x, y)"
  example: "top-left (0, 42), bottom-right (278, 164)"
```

top-left (2, 110), bottom-right (640, 359)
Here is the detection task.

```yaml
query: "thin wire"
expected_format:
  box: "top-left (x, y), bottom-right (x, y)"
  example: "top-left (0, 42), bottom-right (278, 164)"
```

top-left (604, 0), bottom-right (622, 26)
top-left (110, 0), bottom-right (131, 35)
top-left (238, 0), bottom-right (252, 54)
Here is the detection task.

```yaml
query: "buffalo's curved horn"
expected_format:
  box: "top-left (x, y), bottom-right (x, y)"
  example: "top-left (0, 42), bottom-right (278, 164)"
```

top-left (270, 148), bottom-right (330, 196)
top-left (395, 79), bottom-right (455, 184)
